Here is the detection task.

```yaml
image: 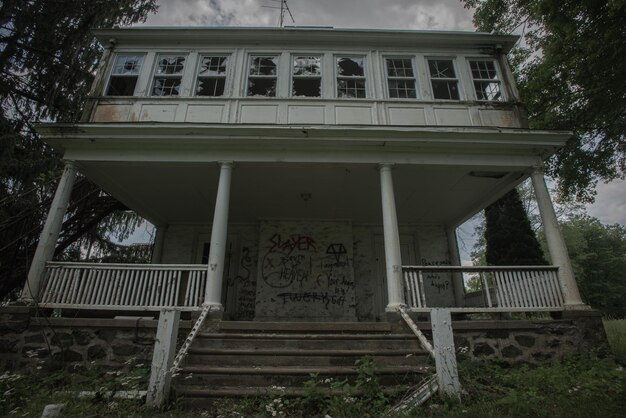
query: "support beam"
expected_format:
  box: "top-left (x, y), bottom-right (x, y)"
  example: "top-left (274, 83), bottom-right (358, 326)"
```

top-left (21, 161), bottom-right (77, 302)
top-left (146, 309), bottom-right (180, 407)
top-left (203, 162), bottom-right (233, 308)
top-left (151, 225), bottom-right (168, 264)
top-left (446, 227), bottom-right (465, 307)
top-left (430, 308), bottom-right (461, 400)
top-left (531, 168), bottom-right (587, 309)
top-left (379, 164), bottom-right (404, 310)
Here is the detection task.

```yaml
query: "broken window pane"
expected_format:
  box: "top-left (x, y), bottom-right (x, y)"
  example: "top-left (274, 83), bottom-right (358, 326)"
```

top-left (386, 58), bottom-right (414, 78)
top-left (247, 55), bottom-right (278, 97)
top-left (250, 56), bottom-right (278, 76)
top-left (293, 56), bottom-right (321, 76)
top-left (337, 57), bottom-right (364, 76)
top-left (152, 78), bottom-right (182, 96)
top-left (428, 59), bottom-right (459, 100)
top-left (292, 56), bottom-right (321, 97)
top-left (336, 56), bottom-right (366, 98)
top-left (248, 78), bottom-right (276, 97)
top-left (199, 56), bottom-right (228, 76)
top-left (156, 55), bottom-right (186, 75)
top-left (469, 60), bottom-right (502, 101)
top-left (196, 56), bottom-right (228, 96)
top-left (106, 54), bottom-right (144, 96)
top-left (197, 78), bottom-right (226, 96)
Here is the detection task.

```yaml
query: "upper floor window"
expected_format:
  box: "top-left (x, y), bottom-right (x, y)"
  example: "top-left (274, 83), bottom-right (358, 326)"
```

top-left (292, 56), bottom-right (321, 97)
top-left (385, 58), bottom-right (416, 99)
top-left (428, 59), bottom-right (459, 100)
top-left (247, 55), bottom-right (278, 97)
top-left (106, 54), bottom-right (144, 96)
top-left (152, 54), bottom-right (186, 96)
top-left (469, 60), bottom-right (502, 101)
top-left (337, 56), bottom-right (366, 98)
top-left (196, 56), bottom-right (228, 96)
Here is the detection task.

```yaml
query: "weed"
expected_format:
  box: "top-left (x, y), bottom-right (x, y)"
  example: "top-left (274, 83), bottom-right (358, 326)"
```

top-left (604, 318), bottom-right (626, 362)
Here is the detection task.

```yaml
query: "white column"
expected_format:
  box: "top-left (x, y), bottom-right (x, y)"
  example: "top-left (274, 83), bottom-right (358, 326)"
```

top-left (21, 161), bottom-right (77, 302)
top-left (531, 167), bottom-right (587, 309)
top-left (203, 162), bottom-right (233, 307)
top-left (151, 225), bottom-right (167, 264)
top-left (446, 227), bottom-right (465, 307)
top-left (379, 164), bottom-right (404, 310)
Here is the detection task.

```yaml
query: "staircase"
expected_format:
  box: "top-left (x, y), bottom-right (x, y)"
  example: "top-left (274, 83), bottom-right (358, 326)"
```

top-left (173, 321), bottom-right (433, 403)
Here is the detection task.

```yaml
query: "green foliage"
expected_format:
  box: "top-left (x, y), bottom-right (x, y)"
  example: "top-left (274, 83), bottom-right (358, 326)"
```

top-left (484, 189), bottom-right (547, 265)
top-left (548, 216), bottom-right (626, 315)
top-left (461, 0), bottom-right (626, 202)
top-left (604, 318), bottom-right (626, 364)
top-left (0, 0), bottom-right (157, 297)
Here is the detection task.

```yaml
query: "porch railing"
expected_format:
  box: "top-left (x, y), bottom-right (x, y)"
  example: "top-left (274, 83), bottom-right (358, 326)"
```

top-left (38, 262), bottom-right (207, 311)
top-left (402, 266), bottom-right (564, 311)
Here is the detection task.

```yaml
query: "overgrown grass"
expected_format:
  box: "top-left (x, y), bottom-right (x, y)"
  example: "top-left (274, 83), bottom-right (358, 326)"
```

top-left (604, 318), bottom-right (626, 362)
top-left (1, 356), bottom-right (624, 417)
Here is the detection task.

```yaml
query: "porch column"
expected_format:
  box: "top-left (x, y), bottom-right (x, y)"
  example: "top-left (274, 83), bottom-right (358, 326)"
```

top-left (531, 167), bottom-right (586, 308)
top-left (446, 227), bottom-right (465, 306)
top-left (203, 162), bottom-right (233, 307)
top-left (21, 161), bottom-right (77, 302)
top-left (379, 164), bottom-right (404, 310)
top-left (151, 225), bottom-right (167, 264)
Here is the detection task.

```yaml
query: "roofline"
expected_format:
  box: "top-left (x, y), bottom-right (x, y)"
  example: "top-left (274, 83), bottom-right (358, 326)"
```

top-left (93, 26), bottom-right (519, 53)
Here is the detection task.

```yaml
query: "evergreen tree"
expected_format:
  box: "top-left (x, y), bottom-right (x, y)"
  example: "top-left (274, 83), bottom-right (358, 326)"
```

top-left (0, 0), bottom-right (157, 299)
top-left (484, 189), bottom-right (547, 265)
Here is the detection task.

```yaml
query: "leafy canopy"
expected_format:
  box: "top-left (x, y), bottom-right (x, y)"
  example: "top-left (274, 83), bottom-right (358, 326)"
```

top-left (461, 0), bottom-right (626, 202)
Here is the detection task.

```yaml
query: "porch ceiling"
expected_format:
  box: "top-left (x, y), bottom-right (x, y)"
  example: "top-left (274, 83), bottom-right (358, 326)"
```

top-left (77, 161), bottom-right (524, 227)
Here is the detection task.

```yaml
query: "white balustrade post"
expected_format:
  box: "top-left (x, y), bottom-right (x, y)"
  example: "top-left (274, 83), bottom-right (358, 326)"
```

top-left (531, 167), bottom-right (587, 309)
top-left (21, 161), bottom-right (77, 303)
top-left (203, 162), bottom-right (233, 308)
top-left (379, 164), bottom-right (404, 310)
top-left (151, 225), bottom-right (168, 264)
top-left (446, 227), bottom-right (465, 307)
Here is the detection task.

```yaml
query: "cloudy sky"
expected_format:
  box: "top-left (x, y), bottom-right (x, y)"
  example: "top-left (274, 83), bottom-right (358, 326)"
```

top-left (138, 0), bottom-right (625, 230)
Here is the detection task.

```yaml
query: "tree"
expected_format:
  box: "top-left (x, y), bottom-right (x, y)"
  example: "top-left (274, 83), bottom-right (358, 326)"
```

top-left (0, 0), bottom-right (158, 299)
top-left (461, 0), bottom-right (626, 202)
top-left (544, 216), bottom-right (626, 315)
top-left (484, 189), bottom-right (547, 265)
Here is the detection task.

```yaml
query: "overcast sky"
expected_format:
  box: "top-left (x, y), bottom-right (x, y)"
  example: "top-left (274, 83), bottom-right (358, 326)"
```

top-left (138, 0), bottom-right (625, 229)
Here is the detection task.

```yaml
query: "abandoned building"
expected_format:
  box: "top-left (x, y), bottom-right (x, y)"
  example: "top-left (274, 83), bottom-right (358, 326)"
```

top-left (1, 26), bottom-right (607, 401)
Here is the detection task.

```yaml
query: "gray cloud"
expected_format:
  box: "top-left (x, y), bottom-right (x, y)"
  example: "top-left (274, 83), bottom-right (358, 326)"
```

top-left (587, 179), bottom-right (626, 225)
top-left (143, 0), bottom-right (474, 30)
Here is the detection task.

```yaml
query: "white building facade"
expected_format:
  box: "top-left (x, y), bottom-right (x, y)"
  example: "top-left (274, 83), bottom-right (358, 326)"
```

top-left (23, 27), bottom-right (586, 321)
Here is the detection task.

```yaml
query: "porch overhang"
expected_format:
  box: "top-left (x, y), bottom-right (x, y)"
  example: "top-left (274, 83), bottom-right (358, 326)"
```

top-left (36, 123), bottom-right (571, 227)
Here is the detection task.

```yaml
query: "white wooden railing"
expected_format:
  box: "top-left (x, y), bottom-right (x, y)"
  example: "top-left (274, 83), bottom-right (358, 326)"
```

top-left (402, 266), bottom-right (564, 311)
top-left (39, 262), bottom-right (207, 311)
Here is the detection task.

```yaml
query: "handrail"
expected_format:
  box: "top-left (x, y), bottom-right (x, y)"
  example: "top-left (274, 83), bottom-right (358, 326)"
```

top-left (402, 265), bottom-right (558, 272)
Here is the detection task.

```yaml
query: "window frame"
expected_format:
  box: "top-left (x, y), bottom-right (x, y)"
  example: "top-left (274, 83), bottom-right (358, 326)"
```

top-left (150, 53), bottom-right (188, 97)
top-left (426, 57), bottom-right (461, 101)
top-left (384, 56), bottom-right (418, 100)
top-left (194, 54), bottom-right (230, 97)
top-left (290, 54), bottom-right (323, 98)
top-left (246, 54), bottom-right (280, 97)
top-left (104, 53), bottom-right (146, 97)
top-left (335, 55), bottom-right (367, 99)
top-left (467, 58), bottom-right (505, 102)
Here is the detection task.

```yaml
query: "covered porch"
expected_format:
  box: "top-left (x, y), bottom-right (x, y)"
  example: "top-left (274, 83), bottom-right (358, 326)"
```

top-left (21, 123), bottom-right (585, 319)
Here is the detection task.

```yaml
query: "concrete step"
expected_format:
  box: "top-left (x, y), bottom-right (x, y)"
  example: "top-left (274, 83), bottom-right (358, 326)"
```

top-left (215, 321), bottom-right (392, 334)
top-left (174, 365), bottom-right (433, 387)
top-left (193, 333), bottom-right (422, 350)
top-left (185, 348), bottom-right (428, 367)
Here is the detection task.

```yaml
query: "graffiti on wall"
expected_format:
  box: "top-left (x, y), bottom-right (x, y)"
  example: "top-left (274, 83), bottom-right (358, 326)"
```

top-left (256, 222), bottom-right (357, 320)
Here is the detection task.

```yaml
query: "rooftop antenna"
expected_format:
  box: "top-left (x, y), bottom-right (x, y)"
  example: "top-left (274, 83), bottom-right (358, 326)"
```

top-left (262, 0), bottom-right (295, 27)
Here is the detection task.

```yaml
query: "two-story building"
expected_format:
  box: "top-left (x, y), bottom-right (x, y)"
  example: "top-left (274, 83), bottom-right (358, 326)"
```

top-left (22, 27), bottom-right (586, 322)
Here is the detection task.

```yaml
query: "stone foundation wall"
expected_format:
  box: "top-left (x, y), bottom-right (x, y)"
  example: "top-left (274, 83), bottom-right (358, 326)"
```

top-left (0, 307), bottom-right (190, 372)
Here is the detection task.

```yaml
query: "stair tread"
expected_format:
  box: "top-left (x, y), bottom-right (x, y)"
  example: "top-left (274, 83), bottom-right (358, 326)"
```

top-left (180, 365), bottom-right (432, 375)
top-left (196, 332), bottom-right (418, 339)
top-left (216, 321), bottom-right (392, 332)
top-left (174, 384), bottom-right (421, 397)
top-left (188, 347), bottom-right (428, 356)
